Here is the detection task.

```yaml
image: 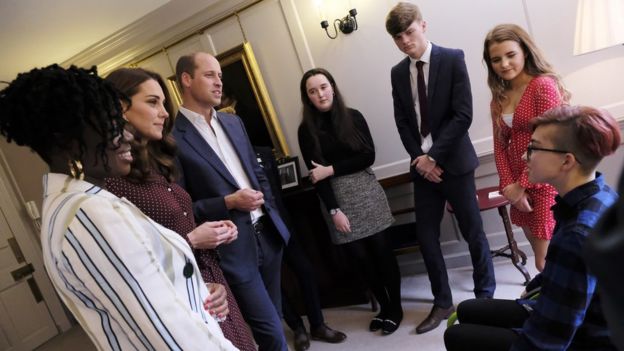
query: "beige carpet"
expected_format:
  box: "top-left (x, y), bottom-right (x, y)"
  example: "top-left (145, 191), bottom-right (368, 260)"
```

top-left (36, 256), bottom-right (537, 351)
top-left (285, 256), bottom-right (537, 351)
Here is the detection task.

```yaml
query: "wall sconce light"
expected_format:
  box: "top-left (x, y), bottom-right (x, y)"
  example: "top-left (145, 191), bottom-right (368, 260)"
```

top-left (320, 8), bottom-right (358, 39)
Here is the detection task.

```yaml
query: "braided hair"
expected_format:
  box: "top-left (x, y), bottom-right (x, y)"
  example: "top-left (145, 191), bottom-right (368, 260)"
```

top-left (0, 65), bottom-right (126, 170)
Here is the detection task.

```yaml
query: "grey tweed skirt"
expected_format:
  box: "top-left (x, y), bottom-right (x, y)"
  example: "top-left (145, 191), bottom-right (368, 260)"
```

top-left (320, 168), bottom-right (394, 245)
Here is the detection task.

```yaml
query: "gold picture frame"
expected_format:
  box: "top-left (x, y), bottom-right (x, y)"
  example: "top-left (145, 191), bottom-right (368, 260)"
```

top-left (219, 42), bottom-right (289, 157)
top-left (167, 42), bottom-right (289, 158)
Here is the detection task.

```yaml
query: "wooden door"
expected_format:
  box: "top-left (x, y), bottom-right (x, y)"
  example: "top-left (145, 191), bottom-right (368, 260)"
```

top-left (0, 207), bottom-right (58, 351)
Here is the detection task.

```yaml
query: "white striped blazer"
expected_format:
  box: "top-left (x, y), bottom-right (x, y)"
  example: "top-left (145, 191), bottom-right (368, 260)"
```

top-left (41, 173), bottom-right (238, 350)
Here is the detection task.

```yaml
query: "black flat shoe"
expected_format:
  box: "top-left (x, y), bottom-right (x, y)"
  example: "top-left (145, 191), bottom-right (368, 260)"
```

top-left (382, 312), bottom-right (403, 335)
top-left (369, 317), bottom-right (384, 332)
top-left (382, 318), bottom-right (400, 335)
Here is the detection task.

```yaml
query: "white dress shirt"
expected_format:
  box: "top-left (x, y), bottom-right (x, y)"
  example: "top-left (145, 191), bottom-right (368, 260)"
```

top-left (409, 41), bottom-right (434, 153)
top-left (179, 106), bottom-right (263, 222)
top-left (41, 173), bottom-right (237, 351)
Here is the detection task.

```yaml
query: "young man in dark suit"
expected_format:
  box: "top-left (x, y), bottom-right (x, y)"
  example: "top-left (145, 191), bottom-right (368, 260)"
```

top-left (172, 52), bottom-right (290, 350)
top-left (385, 2), bottom-right (496, 334)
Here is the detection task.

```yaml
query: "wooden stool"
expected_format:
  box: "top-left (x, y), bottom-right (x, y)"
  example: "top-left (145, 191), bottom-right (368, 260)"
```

top-left (447, 186), bottom-right (531, 285)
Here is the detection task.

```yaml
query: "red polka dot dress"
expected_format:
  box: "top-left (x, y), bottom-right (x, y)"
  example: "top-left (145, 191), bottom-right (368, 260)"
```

top-left (492, 76), bottom-right (562, 240)
top-left (106, 175), bottom-right (257, 351)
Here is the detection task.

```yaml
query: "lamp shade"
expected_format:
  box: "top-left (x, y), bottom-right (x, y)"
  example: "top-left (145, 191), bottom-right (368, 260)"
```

top-left (574, 0), bottom-right (624, 55)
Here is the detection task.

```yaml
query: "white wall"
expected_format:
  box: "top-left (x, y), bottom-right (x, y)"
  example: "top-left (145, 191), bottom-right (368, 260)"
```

top-left (526, 0), bottom-right (624, 114)
top-left (3, 0), bottom-right (624, 207)
top-left (289, 0), bottom-right (531, 176)
top-left (121, 0), bottom-right (624, 179)
top-left (288, 0), bottom-right (624, 176)
top-left (1, 0), bottom-right (623, 275)
top-left (114, 0), bottom-right (624, 274)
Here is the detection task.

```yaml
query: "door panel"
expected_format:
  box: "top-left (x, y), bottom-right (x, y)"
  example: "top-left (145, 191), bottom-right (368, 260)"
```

top-left (0, 208), bottom-right (57, 350)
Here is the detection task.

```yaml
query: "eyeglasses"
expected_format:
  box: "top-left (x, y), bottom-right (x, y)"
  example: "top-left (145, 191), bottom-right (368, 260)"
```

top-left (526, 145), bottom-right (582, 164)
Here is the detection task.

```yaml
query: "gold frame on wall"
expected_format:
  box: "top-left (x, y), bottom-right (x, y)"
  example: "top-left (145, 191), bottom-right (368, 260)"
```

top-left (218, 42), bottom-right (289, 157)
top-left (166, 42), bottom-right (289, 158)
top-left (166, 78), bottom-right (183, 108)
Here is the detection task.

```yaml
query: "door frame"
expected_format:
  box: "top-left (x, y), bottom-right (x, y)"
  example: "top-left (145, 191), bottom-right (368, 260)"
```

top-left (0, 149), bottom-right (72, 333)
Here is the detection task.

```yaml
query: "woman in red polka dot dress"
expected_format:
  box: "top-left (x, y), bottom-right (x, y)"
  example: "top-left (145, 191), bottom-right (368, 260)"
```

top-left (105, 68), bottom-right (257, 350)
top-left (483, 24), bottom-right (570, 271)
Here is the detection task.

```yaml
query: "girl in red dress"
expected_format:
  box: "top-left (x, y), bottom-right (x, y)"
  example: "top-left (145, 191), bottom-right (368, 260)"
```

top-left (483, 24), bottom-right (570, 271)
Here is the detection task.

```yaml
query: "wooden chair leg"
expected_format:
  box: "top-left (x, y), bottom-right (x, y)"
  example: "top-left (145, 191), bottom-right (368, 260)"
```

top-left (498, 205), bottom-right (531, 285)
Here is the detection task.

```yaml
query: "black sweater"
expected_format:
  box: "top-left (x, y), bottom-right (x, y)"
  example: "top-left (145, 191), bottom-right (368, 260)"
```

top-left (297, 108), bottom-right (375, 211)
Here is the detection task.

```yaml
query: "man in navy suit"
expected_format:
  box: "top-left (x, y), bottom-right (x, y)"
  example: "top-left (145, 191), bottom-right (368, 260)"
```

top-left (172, 52), bottom-right (289, 350)
top-left (385, 2), bottom-right (496, 334)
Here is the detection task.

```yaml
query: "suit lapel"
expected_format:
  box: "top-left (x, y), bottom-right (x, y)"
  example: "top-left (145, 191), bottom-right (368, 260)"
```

top-left (397, 57), bottom-right (414, 109)
top-left (427, 44), bottom-right (441, 106)
top-left (218, 114), bottom-right (261, 190)
top-left (397, 57), bottom-right (423, 142)
top-left (175, 113), bottom-right (239, 187)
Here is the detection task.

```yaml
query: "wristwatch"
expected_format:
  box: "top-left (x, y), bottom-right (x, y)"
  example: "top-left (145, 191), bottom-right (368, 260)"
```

top-left (330, 208), bottom-right (341, 216)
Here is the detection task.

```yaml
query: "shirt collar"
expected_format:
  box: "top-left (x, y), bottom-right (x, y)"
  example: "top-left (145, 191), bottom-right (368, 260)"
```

top-left (44, 173), bottom-right (115, 199)
top-left (552, 173), bottom-right (604, 219)
top-left (179, 106), bottom-right (217, 123)
top-left (409, 41), bottom-right (432, 65)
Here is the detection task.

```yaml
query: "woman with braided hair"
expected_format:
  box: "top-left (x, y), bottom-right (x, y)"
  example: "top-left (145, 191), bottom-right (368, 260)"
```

top-left (0, 65), bottom-right (236, 350)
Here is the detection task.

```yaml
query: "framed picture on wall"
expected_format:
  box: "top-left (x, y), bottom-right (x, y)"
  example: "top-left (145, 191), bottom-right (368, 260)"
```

top-left (277, 156), bottom-right (300, 189)
top-left (216, 42), bottom-right (289, 158)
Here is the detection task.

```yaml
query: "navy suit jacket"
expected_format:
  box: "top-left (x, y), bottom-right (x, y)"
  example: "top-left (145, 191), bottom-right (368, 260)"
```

top-left (173, 111), bottom-right (290, 284)
top-left (390, 44), bottom-right (478, 177)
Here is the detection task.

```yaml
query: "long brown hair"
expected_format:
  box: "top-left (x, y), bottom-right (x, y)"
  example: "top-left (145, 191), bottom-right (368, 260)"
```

top-left (298, 68), bottom-right (370, 162)
top-left (105, 68), bottom-right (178, 182)
top-left (483, 24), bottom-right (570, 134)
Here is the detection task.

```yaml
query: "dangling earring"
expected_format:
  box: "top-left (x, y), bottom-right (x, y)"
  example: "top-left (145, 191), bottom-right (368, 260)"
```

top-left (68, 159), bottom-right (84, 180)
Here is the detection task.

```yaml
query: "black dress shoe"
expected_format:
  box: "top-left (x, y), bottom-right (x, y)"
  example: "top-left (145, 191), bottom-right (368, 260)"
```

top-left (415, 305), bottom-right (455, 334)
top-left (310, 324), bottom-right (347, 343)
top-left (293, 327), bottom-right (310, 351)
top-left (369, 317), bottom-right (384, 332)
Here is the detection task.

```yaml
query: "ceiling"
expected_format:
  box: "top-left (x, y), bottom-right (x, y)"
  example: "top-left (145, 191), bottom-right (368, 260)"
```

top-left (0, 0), bottom-right (170, 83)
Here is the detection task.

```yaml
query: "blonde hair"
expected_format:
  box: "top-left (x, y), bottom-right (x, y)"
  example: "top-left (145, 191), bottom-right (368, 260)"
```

top-left (483, 24), bottom-right (570, 134)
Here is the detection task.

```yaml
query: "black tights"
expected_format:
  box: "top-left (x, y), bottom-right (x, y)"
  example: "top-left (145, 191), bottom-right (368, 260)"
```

top-left (342, 231), bottom-right (403, 318)
top-left (444, 298), bottom-right (527, 350)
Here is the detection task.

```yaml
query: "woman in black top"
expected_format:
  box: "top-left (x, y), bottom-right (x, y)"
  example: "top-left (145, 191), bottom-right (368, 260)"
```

top-left (297, 68), bottom-right (403, 334)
